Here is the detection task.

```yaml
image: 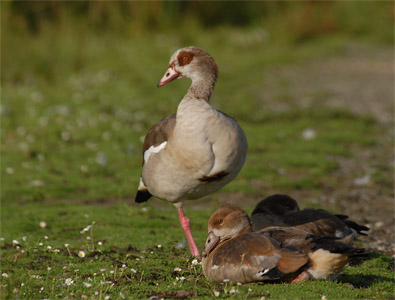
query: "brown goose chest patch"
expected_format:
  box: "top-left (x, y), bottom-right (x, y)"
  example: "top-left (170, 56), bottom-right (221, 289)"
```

top-left (177, 51), bottom-right (194, 66)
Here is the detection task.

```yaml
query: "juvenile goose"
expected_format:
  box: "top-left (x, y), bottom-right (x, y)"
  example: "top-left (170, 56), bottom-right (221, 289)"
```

top-left (202, 204), bottom-right (367, 283)
top-left (251, 194), bottom-right (369, 242)
top-left (202, 204), bottom-right (309, 283)
top-left (135, 47), bottom-right (248, 258)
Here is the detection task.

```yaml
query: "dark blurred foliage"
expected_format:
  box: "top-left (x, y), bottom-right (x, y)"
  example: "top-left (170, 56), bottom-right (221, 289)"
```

top-left (2, 1), bottom-right (394, 43)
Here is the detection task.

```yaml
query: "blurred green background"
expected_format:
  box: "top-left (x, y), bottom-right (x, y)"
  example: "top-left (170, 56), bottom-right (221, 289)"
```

top-left (1, 1), bottom-right (393, 203)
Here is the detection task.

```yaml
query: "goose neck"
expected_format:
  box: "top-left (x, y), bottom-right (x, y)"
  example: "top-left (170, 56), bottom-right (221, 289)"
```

top-left (184, 74), bottom-right (216, 102)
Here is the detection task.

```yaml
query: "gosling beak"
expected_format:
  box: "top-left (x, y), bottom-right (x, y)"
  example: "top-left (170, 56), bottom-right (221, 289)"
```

top-left (202, 231), bottom-right (220, 257)
top-left (157, 66), bottom-right (181, 87)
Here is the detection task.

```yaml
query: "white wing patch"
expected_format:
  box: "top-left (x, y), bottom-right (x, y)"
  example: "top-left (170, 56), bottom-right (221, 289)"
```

top-left (138, 177), bottom-right (146, 190)
top-left (144, 141), bottom-right (167, 163)
top-left (258, 268), bottom-right (270, 276)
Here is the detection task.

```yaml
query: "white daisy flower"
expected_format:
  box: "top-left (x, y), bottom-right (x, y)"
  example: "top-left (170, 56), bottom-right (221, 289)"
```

top-left (65, 278), bottom-right (73, 286)
top-left (64, 243), bottom-right (69, 247)
top-left (130, 268), bottom-right (137, 273)
top-left (191, 259), bottom-right (199, 266)
top-left (23, 236), bottom-right (28, 242)
top-left (2, 273), bottom-right (8, 278)
top-left (174, 267), bottom-right (182, 272)
top-left (12, 240), bottom-right (19, 244)
top-left (214, 290), bottom-right (220, 297)
top-left (78, 251), bottom-right (85, 258)
top-left (98, 241), bottom-right (103, 246)
top-left (223, 278), bottom-right (230, 282)
top-left (83, 282), bottom-right (92, 288)
top-left (39, 221), bottom-right (47, 228)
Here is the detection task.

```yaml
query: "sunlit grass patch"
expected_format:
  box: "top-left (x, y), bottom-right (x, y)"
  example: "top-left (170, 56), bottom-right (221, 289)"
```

top-left (0, 202), bottom-right (394, 299)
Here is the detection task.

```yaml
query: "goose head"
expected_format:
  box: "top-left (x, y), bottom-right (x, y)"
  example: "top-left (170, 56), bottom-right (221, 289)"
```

top-left (252, 194), bottom-right (300, 216)
top-left (158, 46), bottom-right (218, 87)
top-left (202, 204), bottom-right (252, 257)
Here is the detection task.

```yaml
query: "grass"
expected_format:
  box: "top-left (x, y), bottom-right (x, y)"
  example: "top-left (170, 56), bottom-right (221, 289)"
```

top-left (1, 16), bottom-right (394, 299)
top-left (1, 203), bottom-right (394, 299)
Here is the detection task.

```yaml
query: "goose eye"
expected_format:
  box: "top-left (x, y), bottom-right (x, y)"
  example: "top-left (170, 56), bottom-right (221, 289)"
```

top-left (183, 56), bottom-right (188, 62)
top-left (217, 218), bottom-right (223, 225)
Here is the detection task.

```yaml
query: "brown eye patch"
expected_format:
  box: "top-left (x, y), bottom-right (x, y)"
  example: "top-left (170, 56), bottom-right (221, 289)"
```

top-left (177, 51), bottom-right (194, 66)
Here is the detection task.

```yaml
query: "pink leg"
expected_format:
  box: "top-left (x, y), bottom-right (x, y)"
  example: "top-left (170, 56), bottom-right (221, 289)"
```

top-left (178, 208), bottom-right (200, 259)
top-left (291, 271), bottom-right (310, 283)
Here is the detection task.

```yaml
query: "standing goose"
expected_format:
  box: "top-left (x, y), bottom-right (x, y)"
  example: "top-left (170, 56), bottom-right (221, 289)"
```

top-left (135, 47), bottom-right (248, 258)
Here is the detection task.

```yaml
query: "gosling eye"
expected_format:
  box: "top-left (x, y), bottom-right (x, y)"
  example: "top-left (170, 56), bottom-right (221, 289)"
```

top-left (182, 56), bottom-right (188, 62)
top-left (217, 218), bottom-right (224, 225)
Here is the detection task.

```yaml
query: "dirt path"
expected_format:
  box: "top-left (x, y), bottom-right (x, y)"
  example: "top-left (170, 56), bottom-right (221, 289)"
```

top-left (259, 42), bottom-right (394, 256)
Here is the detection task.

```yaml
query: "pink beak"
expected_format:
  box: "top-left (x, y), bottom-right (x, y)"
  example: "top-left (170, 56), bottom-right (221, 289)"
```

top-left (157, 66), bottom-right (180, 87)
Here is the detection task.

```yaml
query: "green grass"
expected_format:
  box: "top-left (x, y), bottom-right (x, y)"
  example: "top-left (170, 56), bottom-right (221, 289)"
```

top-left (1, 203), bottom-right (394, 299)
top-left (1, 18), bottom-right (394, 299)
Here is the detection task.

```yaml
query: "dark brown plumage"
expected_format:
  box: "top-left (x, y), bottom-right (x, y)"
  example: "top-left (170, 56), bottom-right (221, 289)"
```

top-left (251, 194), bottom-right (369, 241)
top-left (258, 226), bottom-right (368, 280)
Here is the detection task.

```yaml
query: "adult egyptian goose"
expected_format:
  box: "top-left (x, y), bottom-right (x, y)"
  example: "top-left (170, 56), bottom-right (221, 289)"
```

top-left (135, 47), bottom-right (248, 258)
top-left (201, 204), bottom-right (309, 283)
top-left (251, 194), bottom-right (369, 241)
top-left (259, 226), bottom-right (368, 281)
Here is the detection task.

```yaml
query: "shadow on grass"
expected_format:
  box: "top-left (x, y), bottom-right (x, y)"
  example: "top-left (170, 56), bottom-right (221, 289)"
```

top-left (338, 274), bottom-right (394, 289)
top-left (340, 251), bottom-right (395, 288)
